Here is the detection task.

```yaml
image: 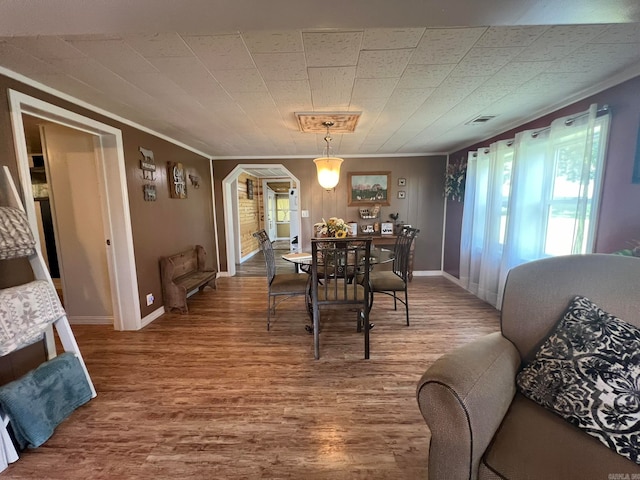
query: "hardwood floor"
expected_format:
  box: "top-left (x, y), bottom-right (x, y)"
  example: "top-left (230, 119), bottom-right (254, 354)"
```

top-left (4, 276), bottom-right (500, 480)
top-left (235, 240), bottom-right (292, 277)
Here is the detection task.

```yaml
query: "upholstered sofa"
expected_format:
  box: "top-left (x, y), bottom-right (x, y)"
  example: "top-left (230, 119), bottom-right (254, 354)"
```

top-left (417, 254), bottom-right (640, 479)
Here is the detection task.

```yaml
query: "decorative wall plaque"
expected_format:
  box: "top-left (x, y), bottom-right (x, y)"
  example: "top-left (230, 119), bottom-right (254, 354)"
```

top-left (143, 184), bottom-right (156, 201)
top-left (139, 147), bottom-right (156, 181)
top-left (168, 162), bottom-right (187, 199)
top-left (247, 179), bottom-right (254, 199)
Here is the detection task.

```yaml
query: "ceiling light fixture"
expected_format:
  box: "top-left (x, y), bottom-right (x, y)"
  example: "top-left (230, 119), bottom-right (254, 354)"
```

top-left (313, 121), bottom-right (343, 191)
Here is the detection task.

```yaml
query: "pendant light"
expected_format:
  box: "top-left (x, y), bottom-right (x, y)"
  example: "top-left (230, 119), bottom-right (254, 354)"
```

top-left (313, 121), bottom-right (343, 190)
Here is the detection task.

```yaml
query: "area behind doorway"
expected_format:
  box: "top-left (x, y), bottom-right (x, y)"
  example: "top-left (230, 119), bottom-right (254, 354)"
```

top-left (22, 114), bottom-right (113, 324)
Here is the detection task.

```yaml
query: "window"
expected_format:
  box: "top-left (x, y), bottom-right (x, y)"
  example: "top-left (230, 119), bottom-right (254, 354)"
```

top-left (276, 195), bottom-right (289, 222)
top-left (460, 104), bottom-right (610, 308)
top-left (544, 118), bottom-right (607, 256)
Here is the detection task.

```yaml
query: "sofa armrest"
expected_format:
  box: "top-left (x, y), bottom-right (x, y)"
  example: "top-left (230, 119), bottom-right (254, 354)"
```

top-left (416, 332), bottom-right (520, 480)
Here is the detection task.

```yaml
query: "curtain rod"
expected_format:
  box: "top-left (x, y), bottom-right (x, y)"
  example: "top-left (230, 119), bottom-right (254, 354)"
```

top-left (531, 104), bottom-right (609, 138)
top-left (470, 104), bottom-right (609, 155)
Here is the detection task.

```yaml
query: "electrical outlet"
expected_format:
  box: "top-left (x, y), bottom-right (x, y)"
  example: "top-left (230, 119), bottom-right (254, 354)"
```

top-left (146, 293), bottom-right (154, 306)
top-left (301, 210), bottom-right (309, 218)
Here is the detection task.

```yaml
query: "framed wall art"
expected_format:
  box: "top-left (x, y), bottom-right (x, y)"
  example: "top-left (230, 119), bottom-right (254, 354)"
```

top-left (347, 171), bottom-right (391, 206)
top-left (247, 179), bottom-right (254, 199)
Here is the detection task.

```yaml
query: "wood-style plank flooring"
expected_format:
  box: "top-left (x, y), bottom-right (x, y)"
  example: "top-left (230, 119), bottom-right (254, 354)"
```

top-left (3, 276), bottom-right (500, 480)
top-left (235, 240), bottom-right (291, 277)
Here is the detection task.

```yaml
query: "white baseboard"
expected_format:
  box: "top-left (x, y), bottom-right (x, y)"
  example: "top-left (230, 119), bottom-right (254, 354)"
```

top-left (442, 271), bottom-right (463, 285)
top-left (240, 249), bottom-right (259, 263)
top-left (412, 270), bottom-right (443, 277)
top-left (141, 305), bottom-right (165, 328)
top-left (68, 316), bottom-right (113, 325)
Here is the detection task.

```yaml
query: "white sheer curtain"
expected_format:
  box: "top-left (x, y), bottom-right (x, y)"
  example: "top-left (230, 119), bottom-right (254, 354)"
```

top-left (459, 141), bottom-right (512, 305)
top-left (459, 104), bottom-right (610, 308)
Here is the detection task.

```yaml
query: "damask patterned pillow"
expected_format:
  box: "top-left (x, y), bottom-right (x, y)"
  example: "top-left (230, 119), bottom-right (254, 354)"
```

top-left (516, 295), bottom-right (640, 464)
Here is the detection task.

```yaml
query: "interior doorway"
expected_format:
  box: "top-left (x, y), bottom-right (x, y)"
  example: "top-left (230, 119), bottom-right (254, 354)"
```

top-left (8, 90), bottom-right (141, 331)
top-left (222, 165), bottom-right (301, 277)
top-left (23, 117), bottom-right (114, 324)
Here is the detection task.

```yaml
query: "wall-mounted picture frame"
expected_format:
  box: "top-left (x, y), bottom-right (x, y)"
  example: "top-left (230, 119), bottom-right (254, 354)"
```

top-left (397, 190), bottom-right (406, 199)
top-left (348, 171), bottom-right (391, 206)
top-left (398, 177), bottom-right (406, 186)
top-left (247, 179), bottom-right (254, 199)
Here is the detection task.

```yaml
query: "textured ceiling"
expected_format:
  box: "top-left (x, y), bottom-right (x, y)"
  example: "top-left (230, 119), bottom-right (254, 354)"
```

top-left (1, 1), bottom-right (639, 159)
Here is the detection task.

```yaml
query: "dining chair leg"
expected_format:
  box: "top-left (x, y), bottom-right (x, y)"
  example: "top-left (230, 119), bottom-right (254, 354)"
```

top-left (404, 288), bottom-right (410, 326)
top-left (313, 301), bottom-right (320, 360)
top-left (267, 293), bottom-right (273, 331)
top-left (363, 308), bottom-right (370, 360)
top-left (393, 291), bottom-right (398, 310)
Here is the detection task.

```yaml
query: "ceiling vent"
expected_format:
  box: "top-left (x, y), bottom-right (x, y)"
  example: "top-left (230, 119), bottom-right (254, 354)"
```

top-left (465, 114), bottom-right (497, 125)
top-left (296, 112), bottom-right (361, 133)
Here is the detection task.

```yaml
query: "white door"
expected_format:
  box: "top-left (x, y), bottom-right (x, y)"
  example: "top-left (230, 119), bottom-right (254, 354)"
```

top-left (40, 123), bottom-right (114, 324)
top-left (267, 188), bottom-right (277, 240)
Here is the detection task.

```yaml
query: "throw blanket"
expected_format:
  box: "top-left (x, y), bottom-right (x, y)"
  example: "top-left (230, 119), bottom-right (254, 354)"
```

top-left (0, 352), bottom-right (92, 449)
top-left (0, 206), bottom-right (36, 260)
top-left (0, 280), bottom-right (65, 356)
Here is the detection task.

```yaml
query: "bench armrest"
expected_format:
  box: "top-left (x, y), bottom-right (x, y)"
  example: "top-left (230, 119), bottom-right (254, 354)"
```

top-left (416, 332), bottom-right (520, 480)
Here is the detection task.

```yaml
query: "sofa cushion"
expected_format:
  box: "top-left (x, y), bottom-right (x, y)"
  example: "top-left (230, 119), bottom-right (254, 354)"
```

top-left (516, 295), bottom-right (640, 464)
top-left (482, 394), bottom-right (640, 479)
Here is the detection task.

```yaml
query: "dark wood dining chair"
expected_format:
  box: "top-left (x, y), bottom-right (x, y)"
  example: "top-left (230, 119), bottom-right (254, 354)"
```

top-left (368, 227), bottom-right (420, 326)
top-left (253, 229), bottom-right (309, 331)
top-left (310, 237), bottom-right (372, 359)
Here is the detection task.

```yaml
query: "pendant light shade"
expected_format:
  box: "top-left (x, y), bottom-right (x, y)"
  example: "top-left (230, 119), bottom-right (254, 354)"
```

top-left (314, 156), bottom-right (343, 190)
top-left (313, 121), bottom-right (343, 190)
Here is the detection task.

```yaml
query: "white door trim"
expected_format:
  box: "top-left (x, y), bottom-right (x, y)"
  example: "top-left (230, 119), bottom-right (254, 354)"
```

top-left (221, 165), bottom-right (301, 277)
top-left (8, 89), bottom-right (142, 331)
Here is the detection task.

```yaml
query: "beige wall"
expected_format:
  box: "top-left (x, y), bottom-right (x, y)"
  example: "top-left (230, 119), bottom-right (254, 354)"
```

top-left (40, 122), bottom-right (113, 320)
top-left (213, 155), bottom-right (447, 273)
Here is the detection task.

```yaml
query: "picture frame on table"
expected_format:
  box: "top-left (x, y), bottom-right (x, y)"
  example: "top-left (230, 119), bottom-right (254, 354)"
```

top-left (347, 171), bottom-right (391, 206)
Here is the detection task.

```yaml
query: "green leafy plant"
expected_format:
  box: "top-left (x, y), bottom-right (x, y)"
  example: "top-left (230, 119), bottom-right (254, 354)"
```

top-left (613, 239), bottom-right (640, 257)
top-left (444, 161), bottom-right (467, 202)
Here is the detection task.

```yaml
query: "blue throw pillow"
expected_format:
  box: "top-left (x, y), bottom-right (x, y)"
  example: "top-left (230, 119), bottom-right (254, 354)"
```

top-left (0, 352), bottom-right (92, 449)
top-left (517, 296), bottom-right (640, 464)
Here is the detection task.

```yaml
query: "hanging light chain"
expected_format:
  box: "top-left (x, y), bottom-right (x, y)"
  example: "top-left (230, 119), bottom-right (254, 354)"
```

top-left (323, 121), bottom-right (334, 157)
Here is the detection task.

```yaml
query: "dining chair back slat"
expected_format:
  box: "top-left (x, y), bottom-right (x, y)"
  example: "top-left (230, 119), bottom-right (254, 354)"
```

top-left (311, 237), bottom-right (372, 359)
top-left (253, 229), bottom-right (309, 331)
top-left (369, 227), bottom-right (419, 325)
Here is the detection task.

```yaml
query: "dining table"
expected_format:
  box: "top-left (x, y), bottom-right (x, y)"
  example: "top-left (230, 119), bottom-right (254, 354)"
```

top-left (281, 243), bottom-right (395, 336)
top-left (281, 245), bottom-right (395, 271)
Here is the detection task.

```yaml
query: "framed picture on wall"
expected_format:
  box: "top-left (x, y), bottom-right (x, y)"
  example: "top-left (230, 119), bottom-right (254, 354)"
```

top-left (347, 171), bottom-right (391, 206)
top-left (247, 179), bottom-right (254, 199)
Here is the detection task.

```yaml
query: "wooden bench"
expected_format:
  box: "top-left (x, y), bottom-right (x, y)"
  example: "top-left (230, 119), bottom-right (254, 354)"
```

top-left (160, 245), bottom-right (217, 313)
